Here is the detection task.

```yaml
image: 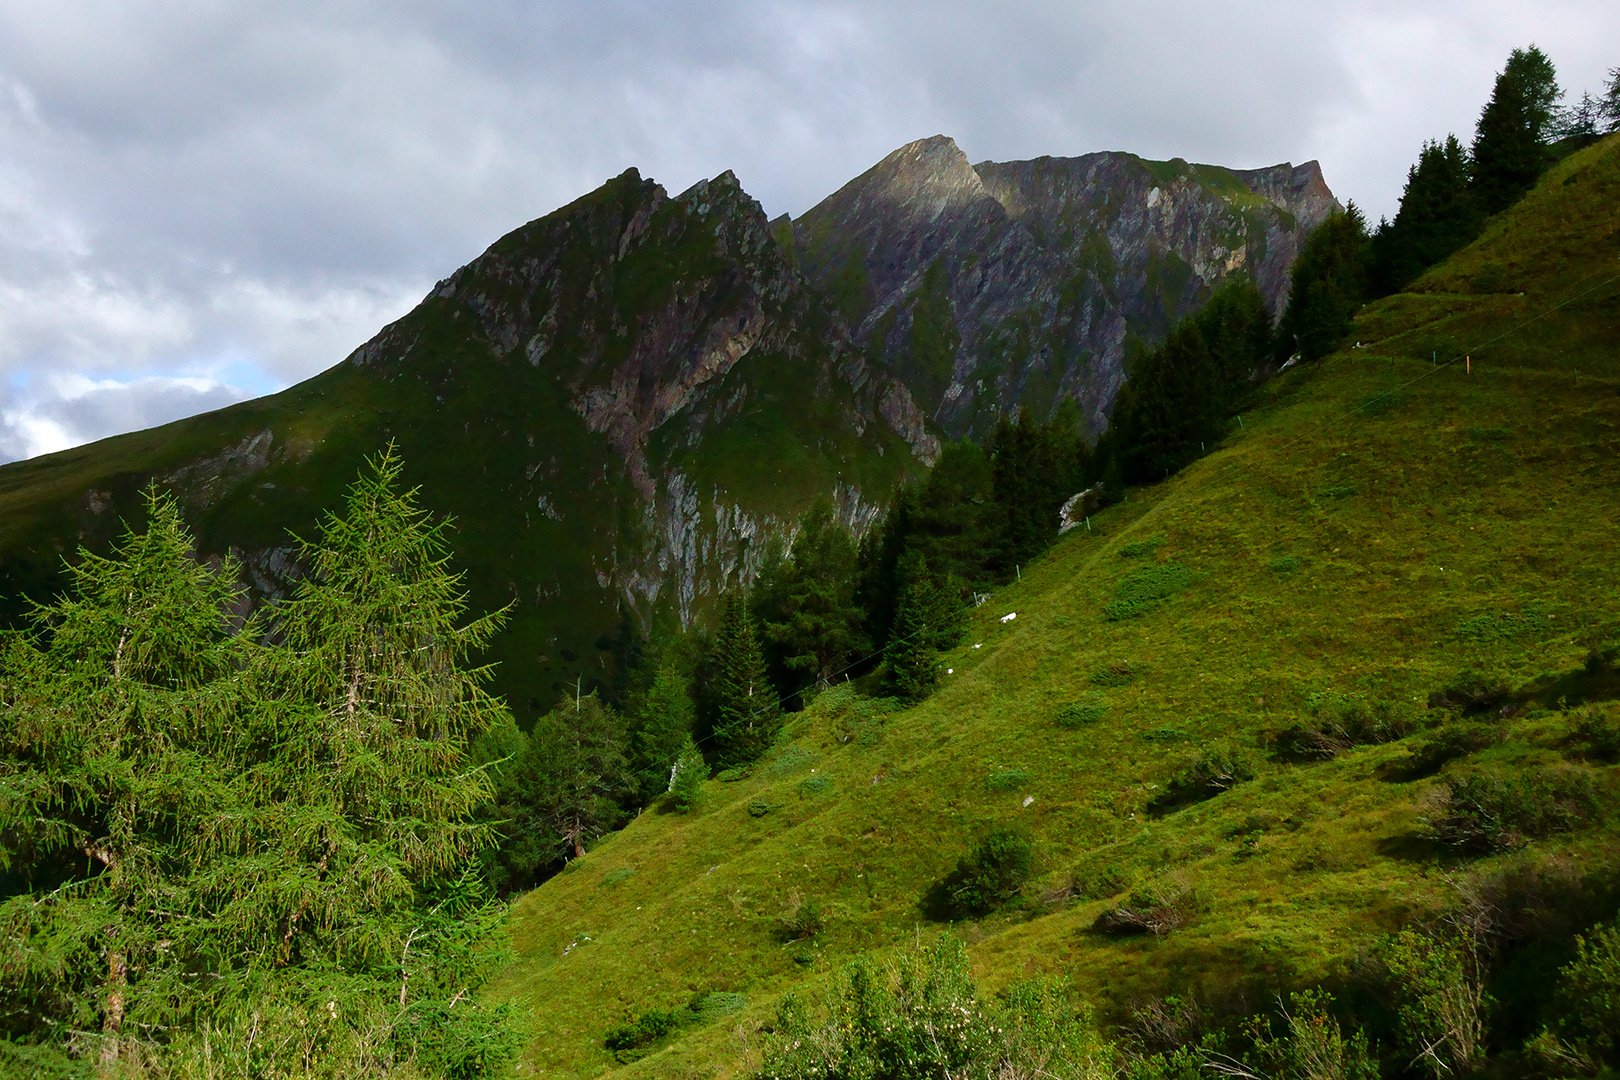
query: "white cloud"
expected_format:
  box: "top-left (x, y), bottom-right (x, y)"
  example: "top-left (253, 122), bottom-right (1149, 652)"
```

top-left (0, 0), bottom-right (1616, 465)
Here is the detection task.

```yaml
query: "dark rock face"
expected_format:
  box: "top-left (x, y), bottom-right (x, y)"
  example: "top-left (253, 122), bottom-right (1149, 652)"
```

top-left (790, 136), bottom-right (1340, 436)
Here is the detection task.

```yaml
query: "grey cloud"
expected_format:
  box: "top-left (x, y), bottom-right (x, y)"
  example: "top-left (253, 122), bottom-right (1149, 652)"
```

top-left (1, 0), bottom-right (1617, 465)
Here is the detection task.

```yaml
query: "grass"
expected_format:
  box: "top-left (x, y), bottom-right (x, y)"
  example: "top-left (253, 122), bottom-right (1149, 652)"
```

top-left (486, 136), bottom-right (1620, 1078)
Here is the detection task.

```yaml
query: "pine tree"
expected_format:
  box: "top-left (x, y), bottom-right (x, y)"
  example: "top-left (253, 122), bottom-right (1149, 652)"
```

top-left (1473, 46), bottom-right (1561, 215)
top-left (709, 595), bottom-right (779, 767)
top-left (1276, 206), bottom-right (1369, 363)
top-left (210, 446), bottom-right (513, 1075)
top-left (666, 736), bottom-right (705, 812)
top-left (882, 559), bottom-right (961, 704)
top-left (758, 498), bottom-right (865, 686)
top-left (0, 489), bottom-right (249, 1069)
top-left (1603, 67), bottom-right (1620, 133)
top-left (1369, 136), bottom-right (1480, 296)
top-left (1556, 91), bottom-right (1605, 148)
top-left (528, 693), bottom-right (632, 860)
top-left (628, 659), bottom-right (697, 797)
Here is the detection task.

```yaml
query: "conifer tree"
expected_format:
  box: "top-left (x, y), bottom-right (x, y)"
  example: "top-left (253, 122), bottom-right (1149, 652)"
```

top-left (881, 558), bottom-right (961, 704)
top-left (213, 445), bottom-right (513, 1075)
top-left (628, 659), bottom-right (697, 797)
top-left (1603, 67), bottom-right (1620, 133)
top-left (666, 736), bottom-right (705, 812)
top-left (527, 693), bottom-right (632, 860)
top-left (1369, 136), bottom-right (1480, 296)
top-left (0, 489), bottom-right (249, 1070)
top-left (1276, 206), bottom-right (1369, 363)
top-left (758, 499), bottom-right (864, 686)
top-left (709, 595), bottom-right (779, 767)
top-left (1473, 46), bottom-right (1561, 215)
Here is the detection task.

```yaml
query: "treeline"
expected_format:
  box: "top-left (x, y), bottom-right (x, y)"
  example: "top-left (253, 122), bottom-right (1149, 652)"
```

top-left (472, 413), bottom-right (1093, 893)
top-left (0, 452), bottom-right (514, 1078)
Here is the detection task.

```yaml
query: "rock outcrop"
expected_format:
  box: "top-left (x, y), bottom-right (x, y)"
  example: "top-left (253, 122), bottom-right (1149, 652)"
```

top-left (790, 136), bottom-right (1340, 437)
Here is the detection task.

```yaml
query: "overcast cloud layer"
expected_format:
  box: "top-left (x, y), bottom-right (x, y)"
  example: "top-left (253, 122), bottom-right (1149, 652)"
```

top-left (1, 1), bottom-right (1615, 463)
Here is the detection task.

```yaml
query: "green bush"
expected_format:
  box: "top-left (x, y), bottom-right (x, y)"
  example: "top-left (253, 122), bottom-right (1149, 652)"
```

top-left (1093, 879), bottom-right (1199, 937)
top-left (1105, 564), bottom-right (1195, 621)
top-left (1423, 765), bottom-right (1602, 852)
top-left (1119, 537), bottom-right (1166, 558)
top-left (1071, 862), bottom-right (1132, 901)
top-left (747, 798), bottom-right (778, 818)
top-left (1543, 920), bottom-right (1620, 1070)
top-left (1427, 669), bottom-right (1514, 715)
top-left (1058, 693), bottom-right (1109, 728)
top-left (1400, 722), bottom-right (1503, 777)
top-left (778, 893), bottom-right (826, 942)
top-left (1272, 699), bottom-right (1413, 761)
top-left (986, 767), bottom-right (1031, 791)
top-left (1090, 663), bottom-right (1135, 687)
top-left (932, 828), bottom-right (1035, 918)
top-left (799, 775), bottom-right (834, 797)
top-left (755, 935), bottom-right (1111, 1080)
top-left (1267, 555), bottom-right (1302, 573)
top-left (1242, 989), bottom-right (1379, 1080)
top-left (1151, 745), bottom-right (1256, 811)
top-left (1566, 706), bottom-right (1620, 763)
top-left (604, 1008), bottom-right (681, 1060)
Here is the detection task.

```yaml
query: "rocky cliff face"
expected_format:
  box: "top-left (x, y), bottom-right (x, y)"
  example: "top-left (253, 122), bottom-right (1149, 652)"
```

top-left (0, 137), bottom-right (1337, 717)
top-left (790, 136), bottom-right (1340, 436)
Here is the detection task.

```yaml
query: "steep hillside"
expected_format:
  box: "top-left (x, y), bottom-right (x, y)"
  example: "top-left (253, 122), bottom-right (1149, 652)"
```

top-left (0, 169), bottom-right (932, 720)
top-left (487, 136), bottom-right (1620, 1077)
top-left (790, 136), bottom-right (1338, 436)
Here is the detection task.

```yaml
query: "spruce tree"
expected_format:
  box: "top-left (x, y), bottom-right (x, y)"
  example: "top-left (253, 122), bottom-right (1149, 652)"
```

top-left (0, 489), bottom-right (249, 1070)
top-left (527, 693), bottom-right (631, 860)
top-left (628, 659), bottom-right (697, 797)
top-left (666, 736), bottom-right (705, 812)
top-left (1276, 206), bottom-right (1369, 363)
top-left (881, 558), bottom-right (962, 704)
top-left (709, 595), bottom-right (779, 767)
top-left (214, 445), bottom-right (513, 1075)
top-left (758, 499), bottom-right (864, 686)
top-left (1603, 67), bottom-right (1620, 133)
top-left (1369, 136), bottom-right (1479, 296)
top-left (1473, 46), bottom-right (1561, 215)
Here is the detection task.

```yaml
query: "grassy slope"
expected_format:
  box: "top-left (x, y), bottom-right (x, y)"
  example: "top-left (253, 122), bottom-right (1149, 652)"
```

top-left (487, 135), bottom-right (1620, 1077)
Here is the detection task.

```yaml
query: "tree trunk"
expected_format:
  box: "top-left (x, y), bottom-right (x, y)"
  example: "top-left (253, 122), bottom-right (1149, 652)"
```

top-left (100, 947), bottom-right (126, 1066)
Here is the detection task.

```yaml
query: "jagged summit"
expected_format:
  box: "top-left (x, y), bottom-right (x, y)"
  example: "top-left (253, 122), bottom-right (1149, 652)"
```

top-left (785, 137), bottom-right (1341, 436)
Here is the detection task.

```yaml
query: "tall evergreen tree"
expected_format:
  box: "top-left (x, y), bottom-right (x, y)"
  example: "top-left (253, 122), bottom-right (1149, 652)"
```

top-left (708, 595), bottom-right (779, 767)
top-left (1473, 46), bottom-right (1561, 215)
top-left (1369, 136), bottom-right (1480, 296)
top-left (757, 499), bottom-right (864, 686)
top-left (880, 558), bottom-right (964, 704)
top-left (1603, 67), bottom-right (1620, 133)
top-left (0, 489), bottom-right (249, 1070)
top-left (1556, 91), bottom-right (1606, 149)
top-left (1276, 206), bottom-right (1369, 363)
top-left (988, 410), bottom-right (1069, 574)
top-left (627, 660), bottom-right (696, 800)
top-left (527, 693), bottom-right (632, 860)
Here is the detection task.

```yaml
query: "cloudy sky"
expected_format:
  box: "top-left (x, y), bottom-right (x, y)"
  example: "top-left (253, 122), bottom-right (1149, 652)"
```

top-left (1, 1), bottom-right (1615, 463)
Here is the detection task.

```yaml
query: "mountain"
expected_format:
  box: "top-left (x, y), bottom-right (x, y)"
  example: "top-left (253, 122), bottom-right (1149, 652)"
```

top-left (0, 168), bottom-right (934, 720)
top-left (489, 134), bottom-right (1620, 1076)
top-left (0, 137), bottom-right (1336, 719)
top-left (790, 135), bottom-right (1338, 435)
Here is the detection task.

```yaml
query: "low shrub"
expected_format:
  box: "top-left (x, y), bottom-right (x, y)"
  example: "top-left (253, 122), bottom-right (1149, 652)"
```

top-left (799, 775), bottom-right (833, 797)
top-left (1427, 670), bottom-right (1514, 716)
top-left (599, 866), bottom-right (634, 888)
top-left (1094, 879), bottom-right (1199, 937)
top-left (1105, 564), bottom-right (1195, 621)
top-left (931, 828), bottom-right (1034, 919)
top-left (1071, 862), bottom-right (1132, 901)
top-left (1565, 706), bottom-right (1620, 763)
top-left (1539, 920), bottom-right (1620, 1071)
top-left (1422, 765), bottom-right (1603, 852)
top-left (1243, 989), bottom-right (1379, 1080)
top-left (1151, 746), bottom-right (1256, 812)
top-left (604, 1008), bottom-right (681, 1060)
top-left (1267, 555), bottom-right (1302, 573)
top-left (758, 935), bottom-right (1112, 1080)
top-left (1399, 723), bottom-right (1503, 778)
top-left (1272, 699), bottom-right (1413, 761)
top-left (1119, 537), bottom-right (1166, 558)
top-left (986, 767), bottom-right (1031, 791)
top-left (1091, 663), bottom-right (1135, 687)
top-left (747, 798), bottom-right (778, 818)
top-left (778, 890), bottom-right (825, 942)
top-left (1058, 693), bottom-right (1109, 728)
top-left (767, 746), bottom-right (818, 778)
